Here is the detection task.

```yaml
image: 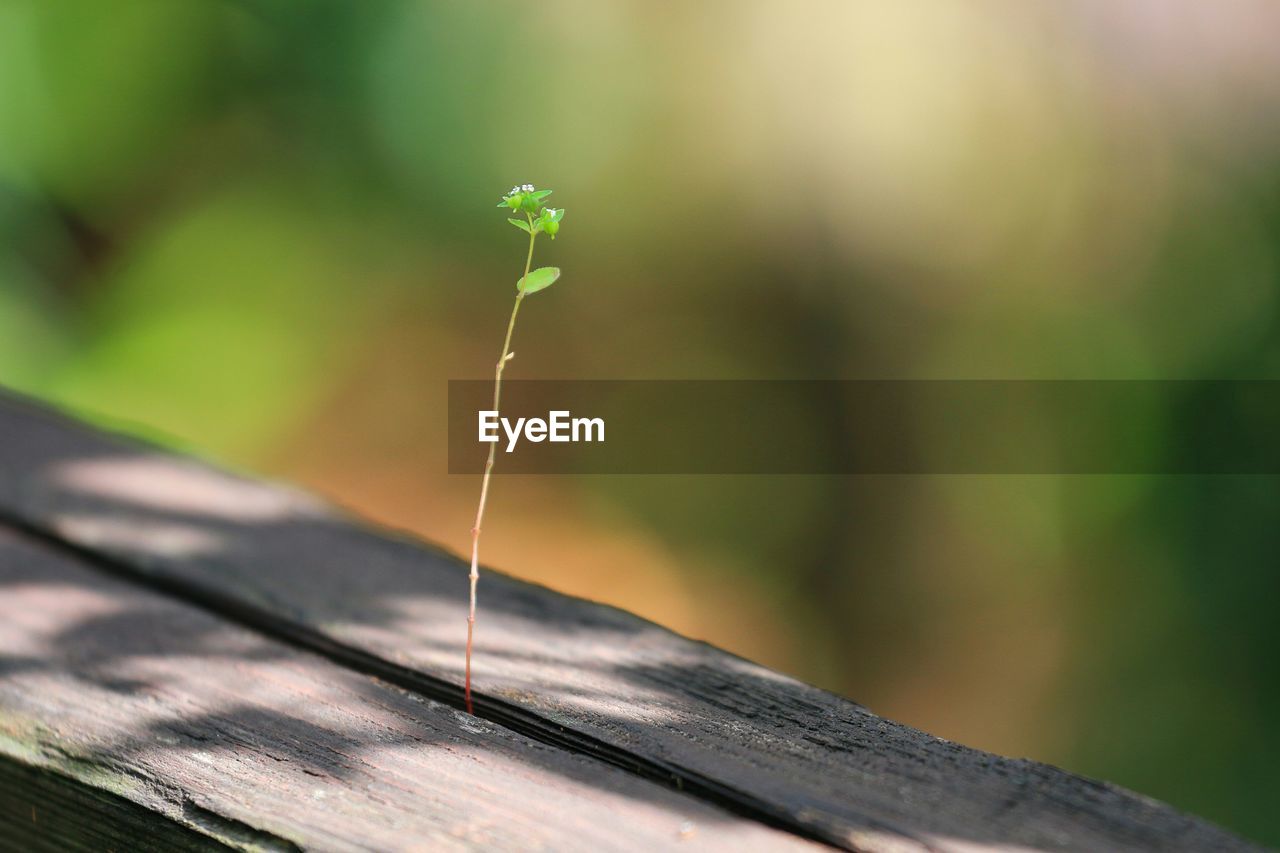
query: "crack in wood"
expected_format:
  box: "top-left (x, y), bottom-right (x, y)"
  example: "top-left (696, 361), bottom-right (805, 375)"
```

top-left (0, 526), bottom-right (813, 851)
top-left (0, 513), bottom-right (848, 850)
top-left (180, 798), bottom-right (303, 853)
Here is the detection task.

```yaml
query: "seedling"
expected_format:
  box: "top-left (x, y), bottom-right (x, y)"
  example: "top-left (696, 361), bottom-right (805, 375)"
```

top-left (465, 183), bottom-right (566, 714)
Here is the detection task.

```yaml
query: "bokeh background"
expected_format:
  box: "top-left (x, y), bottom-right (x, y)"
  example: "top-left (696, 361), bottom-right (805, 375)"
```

top-left (2, 0), bottom-right (1278, 842)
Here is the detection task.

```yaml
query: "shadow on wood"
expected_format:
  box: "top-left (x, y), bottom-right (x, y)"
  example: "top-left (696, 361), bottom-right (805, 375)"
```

top-left (0, 390), bottom-right (1261, 852)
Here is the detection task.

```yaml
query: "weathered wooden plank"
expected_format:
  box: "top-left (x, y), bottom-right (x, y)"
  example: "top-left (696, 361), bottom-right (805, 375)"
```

top-left (0, 752), bottom-right (229, 852)
top-left (0, 391), bottom-right (1260, 851)
top-left (0, 525), bottom-right (817, 851)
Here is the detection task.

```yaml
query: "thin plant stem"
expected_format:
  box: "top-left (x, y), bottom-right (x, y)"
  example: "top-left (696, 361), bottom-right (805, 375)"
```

top-left (466, 212), bottom-right (537, 715)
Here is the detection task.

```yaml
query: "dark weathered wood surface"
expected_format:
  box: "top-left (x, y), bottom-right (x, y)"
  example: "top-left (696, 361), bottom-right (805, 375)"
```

top-left (0, 526), bottom-right (813, 851)
top-left (0, 752), bottom-right (226, 852)
top-left (0, 391), bottom-right (1260, 851)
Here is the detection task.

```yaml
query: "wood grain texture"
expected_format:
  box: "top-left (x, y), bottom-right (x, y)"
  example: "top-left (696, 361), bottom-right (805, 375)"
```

top-left (0, 391), bottom-right (1260, 851)
top-left (0, 752), bottom-right (229, 852)
top-left (0, 526), bottom-right (817, 852)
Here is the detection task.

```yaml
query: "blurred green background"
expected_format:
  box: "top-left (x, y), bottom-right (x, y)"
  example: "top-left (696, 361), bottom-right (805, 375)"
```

top-left (2, 0), bottom-right (1278, 842)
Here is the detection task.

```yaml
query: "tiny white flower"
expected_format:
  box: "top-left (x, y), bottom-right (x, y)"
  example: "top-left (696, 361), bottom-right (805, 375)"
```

top-left (523, 183), bottom-right (535, 191)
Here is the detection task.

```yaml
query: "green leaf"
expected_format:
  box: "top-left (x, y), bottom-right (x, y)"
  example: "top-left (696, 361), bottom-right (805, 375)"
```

top-left (531, 189), bottom-right (553, 201)
top-left (517, 266), bottom-right (561, 294)
top-left (508, 218), bottom-right (531, 233)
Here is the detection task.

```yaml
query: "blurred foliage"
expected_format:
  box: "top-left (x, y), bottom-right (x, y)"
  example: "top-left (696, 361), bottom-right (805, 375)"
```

top-left (1, 0), bottom-right (1279, 842)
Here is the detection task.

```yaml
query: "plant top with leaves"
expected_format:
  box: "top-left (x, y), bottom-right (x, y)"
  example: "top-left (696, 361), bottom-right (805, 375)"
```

top-left (465, 183), bottom-right (565, 714)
